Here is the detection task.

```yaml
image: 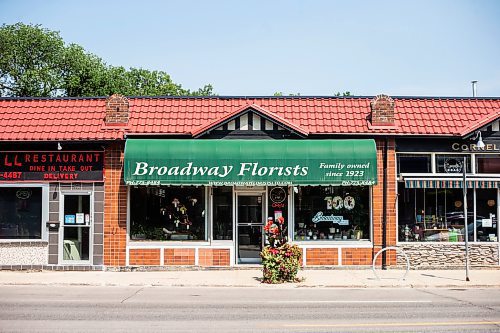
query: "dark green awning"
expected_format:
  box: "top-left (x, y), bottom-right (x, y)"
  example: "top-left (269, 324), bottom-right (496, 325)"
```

top-left (124, 139), bottom-right (377, 186)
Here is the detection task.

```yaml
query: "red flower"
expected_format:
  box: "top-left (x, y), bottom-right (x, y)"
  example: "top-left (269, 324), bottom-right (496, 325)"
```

top-left (277, 216), bottom-right (285, 224)
top-left (269, 248), bottom-right (278, 255)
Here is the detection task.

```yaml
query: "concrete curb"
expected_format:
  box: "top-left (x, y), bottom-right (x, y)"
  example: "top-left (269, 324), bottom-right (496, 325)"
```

top-left (1, 269), bottom-right (500, 288)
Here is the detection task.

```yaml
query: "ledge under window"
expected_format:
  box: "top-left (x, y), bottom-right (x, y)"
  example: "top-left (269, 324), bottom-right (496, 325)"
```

top-left (0, 240), bottom-right (48, 246)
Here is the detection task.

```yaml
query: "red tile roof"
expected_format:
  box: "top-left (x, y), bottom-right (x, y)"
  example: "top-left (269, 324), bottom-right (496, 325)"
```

top-left (0, 96), bottom-right (499, 141)
top-left (127, 97), bottom-right (500, 137)
top-left (0, 98), bottom-right (123, 141)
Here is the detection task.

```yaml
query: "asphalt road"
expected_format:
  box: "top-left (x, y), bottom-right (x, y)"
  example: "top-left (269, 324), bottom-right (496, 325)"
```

top-left (1, 286), bottom-right (500, 332)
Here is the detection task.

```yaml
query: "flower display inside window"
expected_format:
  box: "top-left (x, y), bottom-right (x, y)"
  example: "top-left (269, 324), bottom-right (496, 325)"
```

top-left (130, 186), bottom-right (205, 241)
top-left (294, 186), bottom-right (370, 242)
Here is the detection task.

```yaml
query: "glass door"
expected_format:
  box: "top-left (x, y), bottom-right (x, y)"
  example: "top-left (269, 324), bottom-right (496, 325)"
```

top-left (61, 194), bottom-right (92, 263)
top-left (237, 194), bottom-right (264, 264)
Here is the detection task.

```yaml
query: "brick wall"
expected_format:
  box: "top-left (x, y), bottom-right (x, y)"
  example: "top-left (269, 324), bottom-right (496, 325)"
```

top-left (129, 249), bottom-right (161, 265)
top-left (371, 95), bottom-right (395, 125)
top-left (164, 248), bottom-right (195, 265)
top-left (198, 249), bottom-right (230, 266)
top-left (304, 248), bottom-right (385, 266)
top-left (104, 143), bottom-right (127, 266)
top-left (306, 248), bottom-right (338, 265)
top-left (105, 94), bottom-right (129, 124)
top-left (373, 137), bottom-right (397, 265)
top-left (342, 248), bottom-right (373, 265)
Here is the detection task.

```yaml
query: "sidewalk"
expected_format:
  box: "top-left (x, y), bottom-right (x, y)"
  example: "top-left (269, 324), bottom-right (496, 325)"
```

top-left (1, 268), bottom-right (500, 288)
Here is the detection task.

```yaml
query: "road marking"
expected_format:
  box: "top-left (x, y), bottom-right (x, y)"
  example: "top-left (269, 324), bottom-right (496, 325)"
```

top-left (266, 300), bottom-right (432, 303)
top-left (283, 321), bottom-right (500, 328)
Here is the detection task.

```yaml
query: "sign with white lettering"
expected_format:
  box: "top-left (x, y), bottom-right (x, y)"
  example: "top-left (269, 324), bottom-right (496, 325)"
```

top-left (444, 158), bottom-right (463, 173)
top-left (311, 212), bottom-right (349, 225)
top-left (124, 139), bottom-right (378, 186)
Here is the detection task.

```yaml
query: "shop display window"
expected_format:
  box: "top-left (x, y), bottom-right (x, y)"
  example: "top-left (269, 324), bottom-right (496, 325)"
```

top-left (0, 187), bottom-right (42, 239)
top-left (398, 183), bottom-right (498, 242)
top-left (475, 189), bottom-right (498, 242)
top-left (268, 186), bottom-right (289, 225)
top-left (294, 186), bottom-right (370, 241)
top-left (436, 154), bottom-right (471, 173)
top-left (397, 154), bottom-right (431, 175)
top-left (130, 186), bottom-right (206, 241)
top-left (476, 155), bottom-right (500, 173)
top-left (213, 187), bottom-right (233, 240)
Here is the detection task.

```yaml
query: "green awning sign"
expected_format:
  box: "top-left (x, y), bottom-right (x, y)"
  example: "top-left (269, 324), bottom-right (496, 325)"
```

top-left (124, 139), bottom-right (377, 186)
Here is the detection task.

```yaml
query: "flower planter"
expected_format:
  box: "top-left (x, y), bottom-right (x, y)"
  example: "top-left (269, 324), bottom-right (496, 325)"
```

top-left (261, 216), bottom-right (302, 284)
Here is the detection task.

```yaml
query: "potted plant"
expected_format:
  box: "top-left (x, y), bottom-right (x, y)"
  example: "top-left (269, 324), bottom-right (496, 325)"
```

top-left (260, 216), bottom-right (302, 284)
top-left (130, 223), bottom-right (146, 240)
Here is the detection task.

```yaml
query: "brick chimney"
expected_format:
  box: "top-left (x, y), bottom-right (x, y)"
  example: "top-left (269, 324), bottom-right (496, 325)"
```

top-left (370, 94), bottom-right (395, 126)
top-left (105, 94), bottom-right (129, 124)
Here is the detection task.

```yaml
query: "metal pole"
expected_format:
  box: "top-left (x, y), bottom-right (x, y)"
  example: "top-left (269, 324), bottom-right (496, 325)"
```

top-left (463, 156), bottom-right (470, 282)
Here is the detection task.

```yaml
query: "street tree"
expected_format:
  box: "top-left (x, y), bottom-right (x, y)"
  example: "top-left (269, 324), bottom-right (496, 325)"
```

top-left (0, 23), bottom-right (64, 97)
top-left (0, 23), bottom-right (214, 97)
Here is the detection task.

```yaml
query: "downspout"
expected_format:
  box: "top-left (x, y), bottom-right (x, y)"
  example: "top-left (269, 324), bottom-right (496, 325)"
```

top-left (382, 137), bottom-right (388, 269)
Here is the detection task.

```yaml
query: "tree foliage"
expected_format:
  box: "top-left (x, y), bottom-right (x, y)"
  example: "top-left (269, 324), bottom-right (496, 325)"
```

top-left (274, 91), bottom-right (352, 97)
top-left (273, 92), bottom-right (301, 96)
top-left (0, 23), bottom-right (214, 97)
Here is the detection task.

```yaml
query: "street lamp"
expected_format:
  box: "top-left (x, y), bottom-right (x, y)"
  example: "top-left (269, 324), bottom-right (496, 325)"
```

top-left (476, 131), bottom-right (485, 149)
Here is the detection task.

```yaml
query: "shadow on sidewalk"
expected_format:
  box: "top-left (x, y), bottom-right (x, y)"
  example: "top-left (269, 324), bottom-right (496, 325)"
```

top-left (421, 273), bottom-right (463, 282)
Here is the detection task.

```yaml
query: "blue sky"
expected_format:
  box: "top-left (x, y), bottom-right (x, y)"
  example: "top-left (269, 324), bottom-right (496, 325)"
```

top-left (1, 0), bottom-right (499, 96)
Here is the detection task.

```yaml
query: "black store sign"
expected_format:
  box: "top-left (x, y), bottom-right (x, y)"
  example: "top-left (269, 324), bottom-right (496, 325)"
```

top-left (397, 138), bottom-right (500, 153)
top-left (0, 151), bottom-right (104, 182)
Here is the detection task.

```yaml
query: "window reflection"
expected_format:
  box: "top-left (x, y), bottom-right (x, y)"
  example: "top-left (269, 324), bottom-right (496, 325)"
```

top-left (213, 187), bottom-right (233, 240)
top-left (0, 187), bottom-right (42, 239)
top-left (398, 183), bottom-right (497, 242)
top-left (294, 186), bottom-right (370, 241)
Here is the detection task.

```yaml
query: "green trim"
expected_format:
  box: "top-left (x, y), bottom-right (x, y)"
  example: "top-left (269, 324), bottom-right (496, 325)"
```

top-left (124, 139), bottom-right (378, 186)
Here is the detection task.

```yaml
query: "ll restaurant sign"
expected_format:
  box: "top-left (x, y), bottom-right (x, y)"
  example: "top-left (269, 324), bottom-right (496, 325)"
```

top-left (0, 151), bottom-right (104, 182)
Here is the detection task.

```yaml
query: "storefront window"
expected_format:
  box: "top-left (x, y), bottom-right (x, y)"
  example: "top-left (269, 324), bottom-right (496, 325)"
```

top-left (130, 186), bottom-right (206, 241)
top-left (0, 187), bottom-right (42, 239)
top-left (476, 155), bottom-right (500, 173)
top-left (294, 186), bottom-right (370, 241)
top-left (213, 187), bottom-right (233, 240)
top-left (475, 189), bottom-right (498, 242)
top-left (436, 154), bottom-right (471, 173)
top-left (397, 154), bottom-right (431, 175)
top-left (268, 186), bottom-right (289, 224)
top-left (398, 182), bottom-right (482, 242)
